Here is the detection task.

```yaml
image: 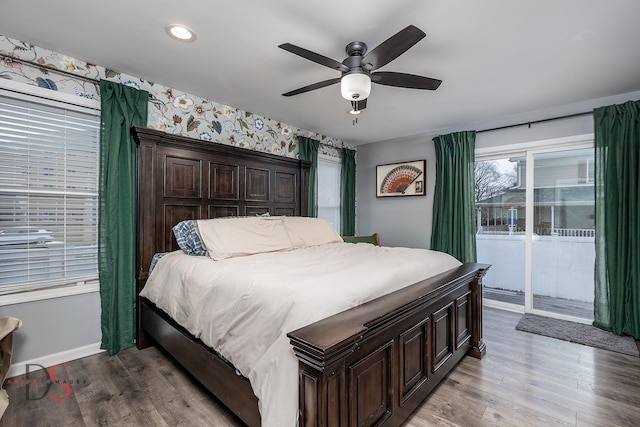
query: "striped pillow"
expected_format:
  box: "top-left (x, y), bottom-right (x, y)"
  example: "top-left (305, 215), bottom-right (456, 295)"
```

top-left (172, 220), bottom-right (207, 256)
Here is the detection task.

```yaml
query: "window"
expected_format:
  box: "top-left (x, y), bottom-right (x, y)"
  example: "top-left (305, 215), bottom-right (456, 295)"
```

top-left (0, 85), bottom-right (100, 295)
top-left (577, 158), bottom-right (594, 184)
top-left (317, 154), bottom-right (341, 232)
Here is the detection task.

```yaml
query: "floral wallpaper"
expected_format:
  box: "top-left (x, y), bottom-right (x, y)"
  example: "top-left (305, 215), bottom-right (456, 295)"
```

top-left (0, 35), bottom-right (350, 158)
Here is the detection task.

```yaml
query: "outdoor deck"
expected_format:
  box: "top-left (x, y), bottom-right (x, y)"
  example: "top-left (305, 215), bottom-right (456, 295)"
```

top-left (483, 287), bottom-right (594, 320)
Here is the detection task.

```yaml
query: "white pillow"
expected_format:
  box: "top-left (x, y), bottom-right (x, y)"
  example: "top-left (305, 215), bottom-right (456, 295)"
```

top-left (196, 216), bottom-right (292, 260)
top-left (283, 216), bottom-right (343, 248)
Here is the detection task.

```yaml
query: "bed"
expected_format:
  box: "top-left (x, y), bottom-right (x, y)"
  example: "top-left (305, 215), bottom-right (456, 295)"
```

top-left (131, 126), bottom-right (489, 427)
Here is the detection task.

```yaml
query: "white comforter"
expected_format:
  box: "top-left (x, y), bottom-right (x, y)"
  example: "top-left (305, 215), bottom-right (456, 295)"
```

top-left (140, 242), bottom-right (461, 427)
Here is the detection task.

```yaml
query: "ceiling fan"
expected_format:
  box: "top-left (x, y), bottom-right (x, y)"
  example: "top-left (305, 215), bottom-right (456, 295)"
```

top-left (279, 25), bottom-right (442, 112)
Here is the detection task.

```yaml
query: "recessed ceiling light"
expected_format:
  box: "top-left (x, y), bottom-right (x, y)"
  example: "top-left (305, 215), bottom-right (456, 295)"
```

top-left (166, 24), bottom-right (196, 42)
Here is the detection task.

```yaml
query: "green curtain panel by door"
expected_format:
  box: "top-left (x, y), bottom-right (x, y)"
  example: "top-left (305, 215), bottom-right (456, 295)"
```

top-left (99, 80), bottom-right (148, 355)
top-left (340, 147), bottom-right (356, 236)
top-left (594, 100), bottom-right (640, 339)
top-left (298, 136), bottom-right (320, 217)
top-left (430, 131), bottom-right (477, 263)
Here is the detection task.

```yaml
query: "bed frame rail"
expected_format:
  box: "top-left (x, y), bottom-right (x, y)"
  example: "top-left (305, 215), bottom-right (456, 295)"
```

top-left (141, 300), bottom-right (260, 427)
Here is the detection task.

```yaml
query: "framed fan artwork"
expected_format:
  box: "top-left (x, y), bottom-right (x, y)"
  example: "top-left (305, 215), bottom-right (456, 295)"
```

top-left (376, 160), bottom-right (426, 197)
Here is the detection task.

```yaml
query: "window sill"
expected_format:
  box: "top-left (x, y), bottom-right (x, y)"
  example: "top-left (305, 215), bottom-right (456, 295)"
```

top-left (0, 281), bottom-right (99, 306)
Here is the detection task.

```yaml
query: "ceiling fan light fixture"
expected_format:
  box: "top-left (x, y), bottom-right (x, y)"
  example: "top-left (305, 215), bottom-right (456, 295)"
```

top-left (341, 73), bottom-right (371, 101)
top-left (166, 24), bottom-right (196, 42)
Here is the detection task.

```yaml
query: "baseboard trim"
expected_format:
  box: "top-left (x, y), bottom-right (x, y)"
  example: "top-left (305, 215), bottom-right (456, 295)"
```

top-left (7, 343), bottom-right (104, 378)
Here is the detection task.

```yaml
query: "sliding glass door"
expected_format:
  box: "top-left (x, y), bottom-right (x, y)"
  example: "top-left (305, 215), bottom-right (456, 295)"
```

top-left (476, 136), bottom-right (594, 322)
top-left (475, 157), bottom-right (525, 308)
top-left (531, 148), bottom-right (594, 319)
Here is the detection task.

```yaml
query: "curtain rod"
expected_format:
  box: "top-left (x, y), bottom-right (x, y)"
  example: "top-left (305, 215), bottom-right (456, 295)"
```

top-left (477, 111), bottom-right (592, 133)
top-left (0, 52), bottom-right (156, 99)
top-left (0, 52), bottom-right (101, 84)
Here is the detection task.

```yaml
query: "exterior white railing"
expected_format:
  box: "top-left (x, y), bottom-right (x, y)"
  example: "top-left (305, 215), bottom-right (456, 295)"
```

top-left (550, 228), bottom-right (595, 237)
top-left (477, 227), bottom-right (594, 237)
top-left (476, 234), bottom-right (595, 302)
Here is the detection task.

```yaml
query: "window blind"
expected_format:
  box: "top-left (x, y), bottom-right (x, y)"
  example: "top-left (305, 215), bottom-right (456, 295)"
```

top-left (0, 89), bottom-right (100, 294)
top-left (317, 154), bottom-right (341, 232)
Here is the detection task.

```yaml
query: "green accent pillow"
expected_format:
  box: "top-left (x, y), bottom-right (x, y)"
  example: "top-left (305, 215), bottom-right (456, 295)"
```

top-left (342, 235), bottom-right (379, 246)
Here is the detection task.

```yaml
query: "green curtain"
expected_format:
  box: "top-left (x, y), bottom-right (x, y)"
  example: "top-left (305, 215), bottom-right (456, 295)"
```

top-left (298, 136), bottom-right (320, 217)
top-left (594, 100), bottom-right (640, 339)
top-left (430, 131), bottom-right (477, 263)
top-left (340, 147), bottom-right (356, 235)
top-left (99, 80), bottom-right (148, 355)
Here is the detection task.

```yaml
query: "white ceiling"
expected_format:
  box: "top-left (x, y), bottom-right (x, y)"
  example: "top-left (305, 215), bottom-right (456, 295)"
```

top-left (1, 0), bottom-right (639, 145)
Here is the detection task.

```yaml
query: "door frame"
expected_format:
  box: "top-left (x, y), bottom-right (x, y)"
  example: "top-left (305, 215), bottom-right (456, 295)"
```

top-left (476, 134), bottom-right (594, 323)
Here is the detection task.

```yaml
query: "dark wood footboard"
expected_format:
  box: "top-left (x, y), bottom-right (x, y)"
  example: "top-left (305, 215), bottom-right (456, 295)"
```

top-left (288, 263), bottom-right (489, 427)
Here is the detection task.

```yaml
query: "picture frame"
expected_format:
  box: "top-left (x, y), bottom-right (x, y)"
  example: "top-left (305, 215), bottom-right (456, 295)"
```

top-left (376, 160), bottom-right (426, 197)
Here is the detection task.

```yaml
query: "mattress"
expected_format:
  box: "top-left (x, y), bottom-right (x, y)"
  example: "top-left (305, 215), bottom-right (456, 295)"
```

top-left (140, 242), bottom-right (461, 427)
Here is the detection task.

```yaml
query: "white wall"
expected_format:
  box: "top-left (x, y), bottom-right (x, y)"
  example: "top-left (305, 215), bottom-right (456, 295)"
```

top-left (356, 90), bottom-right (640, 248)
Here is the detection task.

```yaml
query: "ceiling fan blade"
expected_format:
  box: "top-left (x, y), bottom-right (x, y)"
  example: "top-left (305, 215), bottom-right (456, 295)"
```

top-left (371, 71), bottom-right (442, 90)
top-left (279, 43), bottom-right (349, 72)
top-left (351, 98), bottom-right (368, 111)
top-left (361, 25), bottom-right (426, 71)
top-left (282, 77), bottom-right (341, 97)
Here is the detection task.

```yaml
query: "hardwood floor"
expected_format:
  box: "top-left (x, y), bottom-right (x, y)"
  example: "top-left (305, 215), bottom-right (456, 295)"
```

top-left (2, 307), bottom-right (640, 426)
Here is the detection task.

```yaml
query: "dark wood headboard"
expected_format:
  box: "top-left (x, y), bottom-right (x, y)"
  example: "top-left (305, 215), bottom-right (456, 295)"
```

top-left (131, 127), bottom-right (311, 343)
